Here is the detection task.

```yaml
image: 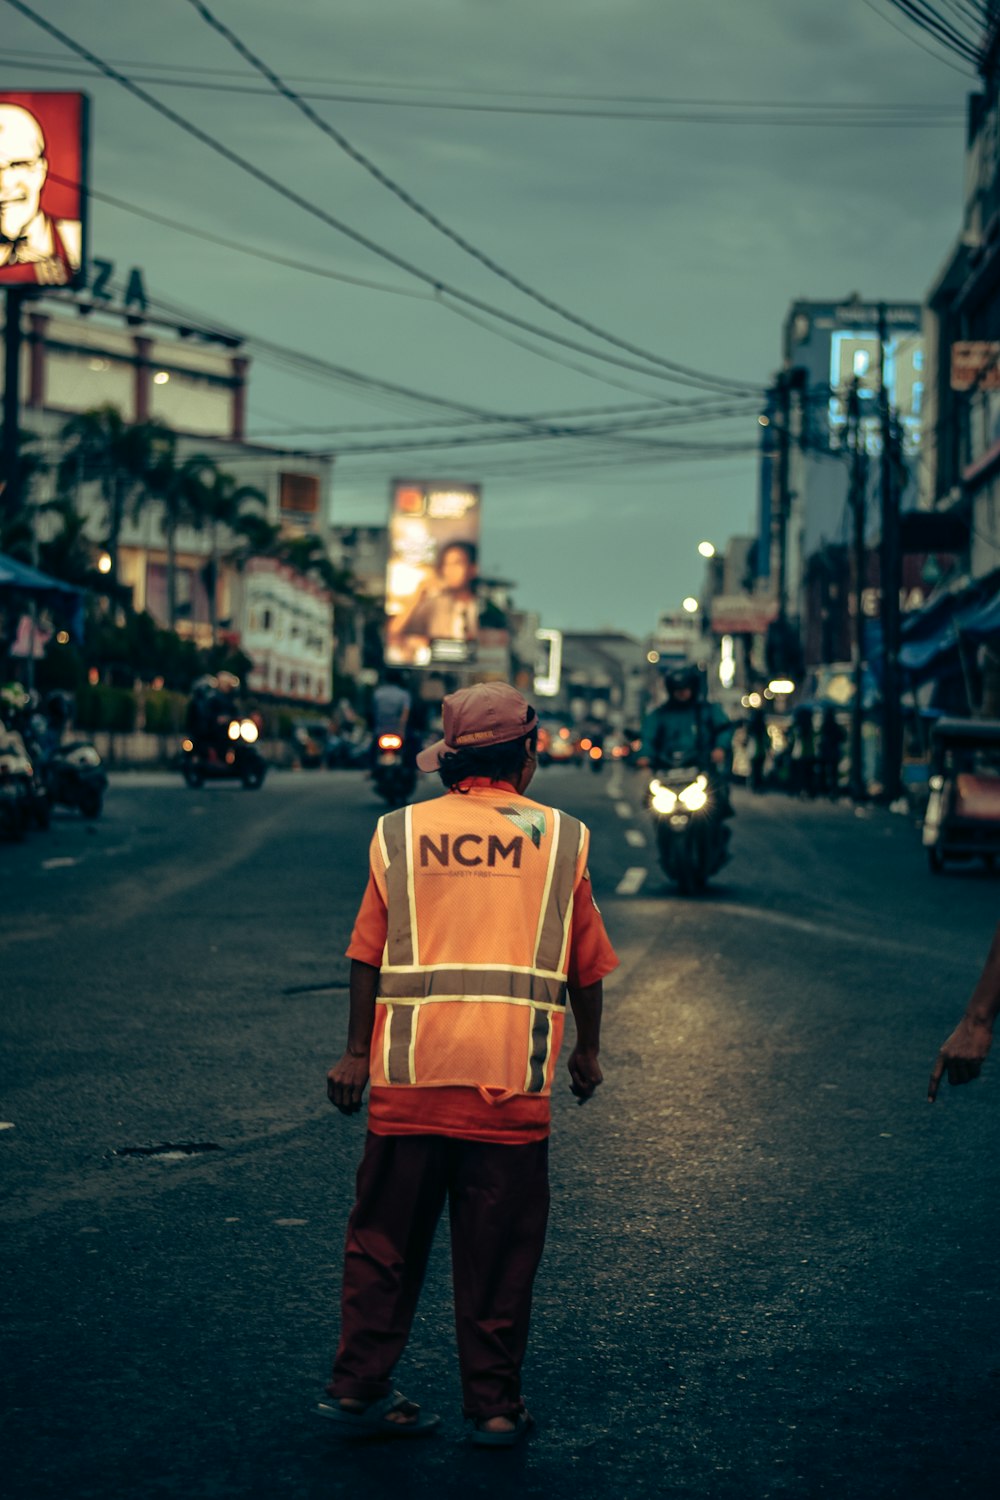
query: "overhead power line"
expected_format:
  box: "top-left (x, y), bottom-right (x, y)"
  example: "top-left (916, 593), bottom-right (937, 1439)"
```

top-left (84, 277), bottom-right (755, 447)
top-left (178, 0), bottom-right (760, 396)
top-left (5, 0), bottom-right (757, 398)
top-left (0, 50), bottom-right (965, 124)
top-left (872, 0), bottom-right (1000, 70)
top-left (0, 44), bottom-right (968, 113)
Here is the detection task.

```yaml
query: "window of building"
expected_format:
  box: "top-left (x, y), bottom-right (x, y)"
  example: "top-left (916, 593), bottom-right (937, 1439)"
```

top-left (279, 472), bottom-right (320, 518)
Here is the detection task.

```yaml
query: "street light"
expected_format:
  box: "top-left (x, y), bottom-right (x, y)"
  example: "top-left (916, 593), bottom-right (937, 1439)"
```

top-left (697, 541), bottom-right (716, 558)
top-left (97, 552), bottom-right (112, 575)
top-left (682, 596), bottom-right (699, 614)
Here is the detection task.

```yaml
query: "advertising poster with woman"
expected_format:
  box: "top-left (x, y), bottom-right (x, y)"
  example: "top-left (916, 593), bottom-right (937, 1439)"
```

top-left (385, 481), bottom-right (482, 666)
top-left (0, 91), bottom-right (89, 288)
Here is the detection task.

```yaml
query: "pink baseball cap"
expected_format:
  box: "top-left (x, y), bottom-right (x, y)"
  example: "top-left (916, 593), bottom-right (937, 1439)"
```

top-left (416, 682), bottom-right (538, 771)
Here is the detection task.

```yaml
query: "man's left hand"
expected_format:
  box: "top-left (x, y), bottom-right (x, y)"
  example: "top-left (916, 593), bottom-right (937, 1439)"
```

top-left (327, 1051), bottom-right (370, 1115)
top-left (568, 1046), bottom-right (603, 1104)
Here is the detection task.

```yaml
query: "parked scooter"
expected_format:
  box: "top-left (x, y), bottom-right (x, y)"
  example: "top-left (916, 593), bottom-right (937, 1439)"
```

top-left (42, 737), bottom-right (107, 819)
top-left (180, 717), bottom-right (267, 790)
top-left (372, 731), bottom-right (416, 807)
top-left (22, 690), bottom-right (106, 820)
top-left (0, 688), bottom-right (52, 832)
top-left (648, 750), bottom-right (731, 894)
top-left (0, 718), bottom-right (35, 839)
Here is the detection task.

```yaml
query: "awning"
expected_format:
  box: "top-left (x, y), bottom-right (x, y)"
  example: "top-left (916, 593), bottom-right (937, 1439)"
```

top-left (956, 591), bottom-right (1000, 642)
top-left (899, 569), bottom-right (1000, 680)
top-left (0, 551), bottom-right (84, 599)
top-left (0, 551), bottom-right (85, 642)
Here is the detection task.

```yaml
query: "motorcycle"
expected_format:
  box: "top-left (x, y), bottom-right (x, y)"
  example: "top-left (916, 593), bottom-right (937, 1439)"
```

top-left (372, 731), bottom-right (416, 807)
top-left (0, 722), bottom-right (33, 840)
top-left (180, 718), bottom-right (267, 790)
top-left (0, 714), bottom-right (52, 834)
top-left (43, 738), bottom-right (107, 819)
top-left (648, 753), bottom-right (730, 894)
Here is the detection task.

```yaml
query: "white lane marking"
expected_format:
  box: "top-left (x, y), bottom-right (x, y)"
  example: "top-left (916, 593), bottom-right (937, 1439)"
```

top-left (0, 1121), bottom-right (15, 1131)
top-left (616, 866), bottom-right (648, 896)
top-left (624, 828), bottom-right (647, 848)
top-left (42, 857), bottom-right (81, 870)
top-left (614, 801), bottom-right (632, 819)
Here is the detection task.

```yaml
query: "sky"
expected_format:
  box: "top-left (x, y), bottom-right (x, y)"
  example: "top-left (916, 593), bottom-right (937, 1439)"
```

top-left (0, 0), bottom-right (978, 636)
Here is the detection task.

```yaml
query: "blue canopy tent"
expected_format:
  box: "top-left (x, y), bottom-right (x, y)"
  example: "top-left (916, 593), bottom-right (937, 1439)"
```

top-left (0, 551), bottom-right (85, 644)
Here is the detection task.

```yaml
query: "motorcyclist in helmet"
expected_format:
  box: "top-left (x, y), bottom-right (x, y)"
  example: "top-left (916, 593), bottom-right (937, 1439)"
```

top-left (638, 664), bottom-right (734, 775)
top-left (186, 673), bottom-right (241, 757)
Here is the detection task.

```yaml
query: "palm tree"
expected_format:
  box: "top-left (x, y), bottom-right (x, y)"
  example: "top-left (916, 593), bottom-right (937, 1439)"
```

top-left (197, 468), bottom-right (268, 644)
top-left (144, 432), bottom-right (222, 631)
top-left (58, 405), bottom-right (158, 588)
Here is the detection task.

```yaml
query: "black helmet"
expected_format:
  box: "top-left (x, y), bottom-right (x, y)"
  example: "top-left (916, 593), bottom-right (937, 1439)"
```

top-left (664, 664), bottom-right (701, 699)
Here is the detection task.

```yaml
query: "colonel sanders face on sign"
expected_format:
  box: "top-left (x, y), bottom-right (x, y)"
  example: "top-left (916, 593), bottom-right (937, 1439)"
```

top-left (0, 102), bottom-right (81, 283)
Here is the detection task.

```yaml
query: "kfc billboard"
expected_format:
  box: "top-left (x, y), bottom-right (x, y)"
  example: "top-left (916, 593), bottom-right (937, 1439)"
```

top-left (385, 481), bottom-right (481, 666)
top-left (0, 92), bottom-right (89, 288)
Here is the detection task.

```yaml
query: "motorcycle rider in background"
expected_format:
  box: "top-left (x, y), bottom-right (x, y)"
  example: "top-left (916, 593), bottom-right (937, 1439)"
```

top-left (186, 672), bottom-right (241, 758)
top-left (638, 666), bottom-right (733, 772)
top-left (369, 668), bottom-right (413, 766)
top-left (638, 665), bottom-right (735, 828)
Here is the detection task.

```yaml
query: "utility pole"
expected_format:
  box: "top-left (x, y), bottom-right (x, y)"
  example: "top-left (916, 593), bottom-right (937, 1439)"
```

top-left (877, 303), bottom-right (903, 802)
top-left (847, 378), bottom-right (868, 800)
top-left (1, 286), bottom-right (28, 528)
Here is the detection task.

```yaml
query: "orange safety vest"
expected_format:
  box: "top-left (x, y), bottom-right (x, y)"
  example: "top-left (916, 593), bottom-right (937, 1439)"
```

top-left (370, 789), bottom-right (588, 1103)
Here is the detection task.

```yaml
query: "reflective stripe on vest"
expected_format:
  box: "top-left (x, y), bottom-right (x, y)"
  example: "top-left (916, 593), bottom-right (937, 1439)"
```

top-left (373, 802), bottom-right (584, 1096)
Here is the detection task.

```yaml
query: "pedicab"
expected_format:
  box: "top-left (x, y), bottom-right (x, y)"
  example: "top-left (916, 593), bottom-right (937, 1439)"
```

top-left (921, 717), bottom-right (1000, 873)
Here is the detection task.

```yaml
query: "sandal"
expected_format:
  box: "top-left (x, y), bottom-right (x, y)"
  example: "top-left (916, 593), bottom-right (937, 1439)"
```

top-left (316, 1390), bottom-right (440, 1439)
top-left (470, 1409), bottom-right (534, 1448)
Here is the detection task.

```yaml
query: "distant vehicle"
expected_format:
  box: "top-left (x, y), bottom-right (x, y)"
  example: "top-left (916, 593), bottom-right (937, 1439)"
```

top-left (291, 722), bottom-right (329, 770)
top-left (922, 716), bottom-right (1000, 874)
top-left (647, 748), bottom-right (731, 895)
top-left (180, 718), bottom-right (266, 790)
top-left (537, 719), bottom-right (578, 766)
top-left (372, 732), bottom-right (416, 807)
top-left (325, 728), bottom-right (371, 770)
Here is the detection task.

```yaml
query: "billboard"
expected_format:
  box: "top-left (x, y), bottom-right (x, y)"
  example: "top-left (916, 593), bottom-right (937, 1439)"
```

top-left (0, 92), bottom-right (89, 288)
top-left (950, 341), bottom-right (1000, 391)
top-left (385, 481), bottom-right (481, 666)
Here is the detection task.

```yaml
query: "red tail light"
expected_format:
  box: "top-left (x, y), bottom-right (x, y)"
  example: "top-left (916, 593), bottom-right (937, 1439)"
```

top-left (378, 733), bottom-right (403, 751)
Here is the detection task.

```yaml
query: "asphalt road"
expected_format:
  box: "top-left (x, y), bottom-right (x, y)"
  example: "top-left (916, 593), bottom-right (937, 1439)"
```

top-left (2, 764), bottom-right (1000, 1499)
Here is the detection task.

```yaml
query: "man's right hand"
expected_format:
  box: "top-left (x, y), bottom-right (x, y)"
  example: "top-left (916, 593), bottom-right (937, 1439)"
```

top-left (327, 1051), bottom-right (370, 1115)
top-left (568, 1046), bottom-right (603, 1104)
top-left (928, 1016), bottom-right (993, 1102)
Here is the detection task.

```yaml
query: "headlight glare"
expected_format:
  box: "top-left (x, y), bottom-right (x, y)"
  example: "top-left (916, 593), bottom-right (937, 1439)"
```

top-left (679, 781), bottom-right (709, 811)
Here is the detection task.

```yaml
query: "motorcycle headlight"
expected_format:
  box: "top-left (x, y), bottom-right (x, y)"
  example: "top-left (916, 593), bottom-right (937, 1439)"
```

top-left (651, 786), bottom-right (677, 814)
top-left (648, 778), bottom-right (663, 795)
top-left (378, 733), bottom-right (403, 751)
top-left (239, 719), bottom-right (259, 744)
top-left (679, 780), bottom-right (709, 811)
top-left (227, 720), bottom-right (241, 741)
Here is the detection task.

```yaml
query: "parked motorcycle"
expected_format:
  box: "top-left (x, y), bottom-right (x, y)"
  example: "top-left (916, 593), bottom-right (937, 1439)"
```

top-left (180, 718), bottom-right (267, 790)
top-left (43, 738), bottom-right (107, 819)
top-left (648, 753), bottom-right (730, 894)
top-left (0, 713), bottom-right (52, 834)
top-left (372, 731), bottom-right (416, 807)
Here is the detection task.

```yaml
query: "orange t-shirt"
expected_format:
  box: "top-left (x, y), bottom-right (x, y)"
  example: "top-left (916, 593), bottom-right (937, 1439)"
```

top-left (346, 778), bottom-right (618, 1143)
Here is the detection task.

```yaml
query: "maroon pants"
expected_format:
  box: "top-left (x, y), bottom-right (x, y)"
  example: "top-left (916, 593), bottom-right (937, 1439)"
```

top-left (327, 1132), bottom-right (550, 1421)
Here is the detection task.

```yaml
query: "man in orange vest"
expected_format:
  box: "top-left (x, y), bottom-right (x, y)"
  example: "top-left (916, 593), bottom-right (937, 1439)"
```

top-left (319, 682), bottom-right (617, 1445)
